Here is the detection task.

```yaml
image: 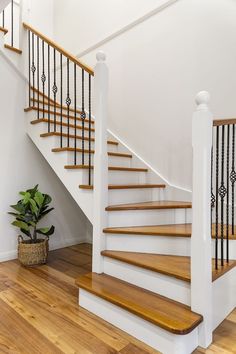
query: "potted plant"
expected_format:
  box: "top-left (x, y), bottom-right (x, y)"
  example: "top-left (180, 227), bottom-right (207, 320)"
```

top-left (8, 185), bottom-right (55, 266)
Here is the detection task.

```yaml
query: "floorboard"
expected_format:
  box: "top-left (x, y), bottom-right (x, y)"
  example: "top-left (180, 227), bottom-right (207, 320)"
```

top-left (0, 243), bottom-right (235, 353)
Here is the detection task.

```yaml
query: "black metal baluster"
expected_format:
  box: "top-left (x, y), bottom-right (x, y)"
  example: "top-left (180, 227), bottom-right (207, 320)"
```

top-left (37, 36), bottom-right (39, 119)
top-left (53, 48), bottom-right (57, 132)
top-left (31, 33), bottom-right (35, 104)
top-left (41, 40), bottom-right (46, 119)
top-left (2, 10), bottom-right (5, 28)
top-left (74, 64), bottom-right (77, 165)
top-left (81, 69), bottom-right (85, 165)
top-left (60, 53), bottom-right (63, 148)
top-left (11, 0), bottom-right (13, 47)
top-left (28, 30), bottom-right (31, 107)
top-left (66, 59), bottom-right (71, 147)
top-left (219, 126), bottom-right (226, 266)
top-left (215, 126), bottom-right (219, 270)
top-left (88, 74), bottom-right (92, 186)
top-left (226, 125), bottom-right (230, 262)
top-left (211, 146), bottom-right (215, 243)
top-left (47, 45), bottom-right (50, 132)
top-left (231, 124), bottom-right (235, 236)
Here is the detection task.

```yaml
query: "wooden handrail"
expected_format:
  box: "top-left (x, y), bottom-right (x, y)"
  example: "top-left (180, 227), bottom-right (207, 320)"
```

top-left (213, 118), bottom-right (236, 126)
top-left (23, 22), bottom-right (94, 76)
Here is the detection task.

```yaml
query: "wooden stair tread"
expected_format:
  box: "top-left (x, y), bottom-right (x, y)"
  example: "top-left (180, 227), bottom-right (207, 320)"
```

top-left (52, 147), bottom-right (132, 158)
top-left (101, 251), bottom-right (236, 282)
top-left (79, 184), bottom-right (166, 190)
top-left (76, 272), bottom-right (203, 335)
top-left (65, 165), bottom-right (148, 172)
top-left (4, 44), bottom-right (22, 54)
top-left (40, 132), bottom-right (118, 145)
top-left (25, 106), bottom-right (95, 124)
top-left (31, 118), bottom-right (95, 132)
top-left (103, 223), bottom-right (192, 236)
top-left (0, 26), bottom-right (8, 35)
top-left (103, 224), bottom-right (236, 239)
top-left (106, 200), bottom-right (192, 211)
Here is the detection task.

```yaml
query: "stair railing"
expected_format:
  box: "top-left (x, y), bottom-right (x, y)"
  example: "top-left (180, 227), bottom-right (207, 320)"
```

top-left (0, 0), bottom-right (17, 47)
top-left (191, 91), bottom-right (236, 347)
top-left (23, 23), bottom-right (94, 186)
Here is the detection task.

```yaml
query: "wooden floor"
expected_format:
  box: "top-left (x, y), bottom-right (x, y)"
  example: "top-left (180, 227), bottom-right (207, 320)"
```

top-left (0, 243), bottom-right (235, 354)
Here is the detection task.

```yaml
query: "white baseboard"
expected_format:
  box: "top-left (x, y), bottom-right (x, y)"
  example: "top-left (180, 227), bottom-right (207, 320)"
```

top-left (0, 238), bottom-right (91, 263)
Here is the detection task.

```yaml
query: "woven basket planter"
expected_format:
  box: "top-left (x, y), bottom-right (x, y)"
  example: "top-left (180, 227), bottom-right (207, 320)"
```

top-left (18, 236), bottom-right (49, 266)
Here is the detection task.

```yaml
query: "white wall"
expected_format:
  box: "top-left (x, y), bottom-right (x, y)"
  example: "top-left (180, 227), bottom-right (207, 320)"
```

top-left (54, 0), bottom-right (236, 191)
top-left (53, 0), bottom-right (166, 54)
top-left (0, 51), bottom-right (92, 262)
top-left (21, 0), bottom-right (54, 38)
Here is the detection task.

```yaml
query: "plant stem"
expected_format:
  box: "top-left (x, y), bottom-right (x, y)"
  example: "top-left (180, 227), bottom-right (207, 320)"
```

top-left (33, 226), bottom-right (37, 243)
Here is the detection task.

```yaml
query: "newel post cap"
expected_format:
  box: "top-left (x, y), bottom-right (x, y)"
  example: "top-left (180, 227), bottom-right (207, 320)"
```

top-left (96, 51), bottom-right (106, 62)
top-left (195, 91), bottom-right (210, 111)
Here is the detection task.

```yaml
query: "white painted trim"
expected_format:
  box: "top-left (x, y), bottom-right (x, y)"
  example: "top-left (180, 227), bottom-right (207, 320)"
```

top-left (76, 0), bottom-right (179, 59)
top-left (0, 239), bottom-right (90, 263)
top-left (108, 129), bottom-right (192, 194)
top-left (55, 0), bottom-right (179, 71)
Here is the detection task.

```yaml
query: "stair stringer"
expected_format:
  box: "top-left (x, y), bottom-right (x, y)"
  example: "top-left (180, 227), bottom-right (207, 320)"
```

top-left (26, 111), bottom-right (94, 223)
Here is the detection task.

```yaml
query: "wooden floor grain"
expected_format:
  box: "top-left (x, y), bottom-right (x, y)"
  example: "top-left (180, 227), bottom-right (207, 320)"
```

top-left (0, 243), bottom-right (235, 353)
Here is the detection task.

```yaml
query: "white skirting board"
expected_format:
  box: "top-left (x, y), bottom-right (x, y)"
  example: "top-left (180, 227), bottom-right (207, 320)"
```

top-left (79, 289), bottom-right (199, 354)
top-left (0, 239), bottom-right (89, 263)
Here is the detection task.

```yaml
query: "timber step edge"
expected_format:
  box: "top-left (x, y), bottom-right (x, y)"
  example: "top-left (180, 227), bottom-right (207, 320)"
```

top-left (25, 106), bottom-right (95, 124)
top-left (102, 224), bottom-right (236, 239)
top-left (103, 223), bottom-right (192, 236)
top-left (4, 44), bottom-right (22, 54)
top-left (79, 184), bottom-right (166, 190)
top-left (101, 250), bottom-right (236, 283)
top-left (40, 132), bottom-right (118, 145)
top-left (76, 272), bottom-right (203, 335)
top-left (31, 118), bottom-right (95, 132)
top-left (52, 147), bottom-right (132, 158)
top-left (0, 26), bottom-right (8, 35)
top-left (65, 165), bottom-right (148, 172)
top-left (106, 200), bottom-right (192, 211)
top-left (30, 98), bottom-right (86, 115)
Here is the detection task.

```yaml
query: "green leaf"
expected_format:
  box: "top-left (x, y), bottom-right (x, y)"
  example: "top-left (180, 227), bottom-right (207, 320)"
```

top-left (29, 199), bottom-right (38, 215)
top-left (36, 225), bottom-right (55, 236)
top-left (34, 191), bottom-right (44, 207)
top-left (12, 220), bottom-right (29, 231)
top-left (43, 194), bottom-right (52, 206)
top-left (27, 185), bottom-right (39, 196)
top-left (21, 192), bottom-right (31, 205)
top-left (10, 203), bottom-right (25, 213)
top-left (38, 207), bottom-right (54, 220)
top-left (20, 228), bottom-right (32, 239)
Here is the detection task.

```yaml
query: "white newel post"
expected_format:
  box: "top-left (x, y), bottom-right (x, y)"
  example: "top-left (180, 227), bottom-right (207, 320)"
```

top-left (92, 51), bottom-right (109, 273)
top-left (191, 91), bottom-right (213, 348)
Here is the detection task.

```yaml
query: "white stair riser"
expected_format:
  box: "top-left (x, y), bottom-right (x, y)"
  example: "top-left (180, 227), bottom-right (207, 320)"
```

top-left (47, 123), bottom-right (95, 138)
top-left (103, 257), bottom-right (190, 305)
top-left (79, 290), bottom-right (198, 354)
top-left (105, 233), bottom-right (191, 256)
top-left (67, 153), bottom-right (131, 167)
top-left (108, 188), bottom-right (164, 204)
top-left (108, 170), bottom-right (147, 184)
top-left (108, 209), bottom-right (192, 227)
